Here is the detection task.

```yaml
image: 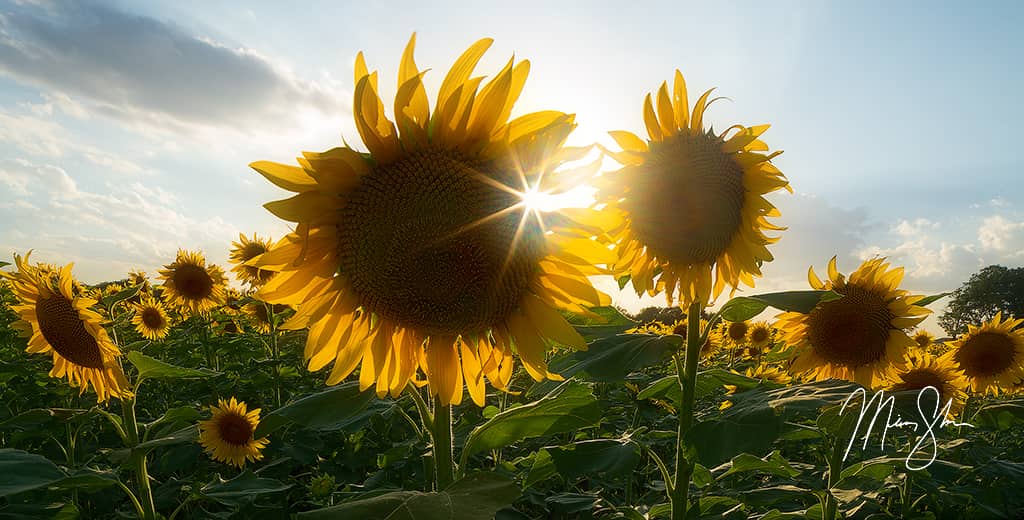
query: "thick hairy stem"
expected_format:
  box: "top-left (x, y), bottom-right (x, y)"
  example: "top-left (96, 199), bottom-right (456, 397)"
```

top-left (671, 301), bottom-right (704, 520)
top-left (122, 397), bottom-right (157, 520)
top-left (431, 398), bottom-right (455, 490)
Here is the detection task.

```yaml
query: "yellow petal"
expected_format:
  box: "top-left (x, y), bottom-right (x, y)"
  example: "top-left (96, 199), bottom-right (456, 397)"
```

top-left (250, 161), bottom-right (318, 193)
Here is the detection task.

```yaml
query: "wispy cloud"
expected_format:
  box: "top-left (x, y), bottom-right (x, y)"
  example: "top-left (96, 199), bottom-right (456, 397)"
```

top-left (0, 1), bottom-right (344, 131)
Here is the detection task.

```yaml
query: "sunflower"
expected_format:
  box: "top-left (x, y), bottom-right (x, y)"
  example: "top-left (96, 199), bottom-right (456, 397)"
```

top-left (777, 257), bottom-right (930, 387)
top-left (725, 320), bottom-right (750, 345)
top-left (912, 329), bottom-right (935, 350)
top-left (886, 352), bottom-right (968, 417)
top-left (242, 302), bottom-right (289, 334)
top-left (229, 233), bottom-right (275, 287)
top-left (597, 71), bottom-right (790, 306)
top-left (747, 321), bottom-right (773, 354)
top-left (128, 269), bottom-right (149, 290)
top-left (130, 294), bottom-right (171, 340)
top-left (198, 397), bottom-right (269, 468)
top-left (0, 253), bottom-right (130, 402)
top-left (249, 35), bottom-right (612, 406)
top-left (158, 250), bottom-right (226, 316)
top-left (940, 313), bottom-right (1024, 395)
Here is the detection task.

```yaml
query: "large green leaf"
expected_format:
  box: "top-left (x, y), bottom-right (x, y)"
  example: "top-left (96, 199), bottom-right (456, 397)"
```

top-left (547, 333), bottom-right (681, 385)
top-left (0, 408), bottom-right (92, 432)
top-left (636, 369), bottom-right (764, 407)
top-left (973, 400), bottom-right (1024, 430)
top-left (718, 291), bottom-right (842, 322)
top-left (254, 381), bottom-right (389, 437)
top-left (462, 381), bottom-right (600, 459)
top-left (525, 438), bottom-right (640, 487)
top-left (126, 351), bottom-right (217, 381)
top-left (563, 306), bottom-right (638, 341)
top-left (298, 472), bottom-right (519, 520)
top-left (0, 450), bottom-right (119, 498)
top-left (99, 285), bottom-right (140, 309)
top-left (686, 405), bottom-right (783, 467)
top-left (716, 450), bottom-right (801, 480)
top-left (200, 471), bottom-right (292, 506)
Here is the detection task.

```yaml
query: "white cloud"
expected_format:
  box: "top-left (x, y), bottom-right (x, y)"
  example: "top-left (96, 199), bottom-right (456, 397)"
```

top-left (978, 215), bottom-right (1024, 256)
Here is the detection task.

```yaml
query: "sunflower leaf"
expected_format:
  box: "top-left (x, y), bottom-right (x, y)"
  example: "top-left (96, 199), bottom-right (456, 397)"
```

top-left (126, 351), bottom-right (217, 381)
top-left (718, 290), bottom-right (842, 322)
top-left (253, 381), bottom-right (386, 438)
top-left (0, 261), bottom-right (9, 268)
top-left (200, 471), bottom-right (292, 506)
top-left (297, 471), bottom-right (519, 520)
top-left (915, 292), bottom-right (952, 307)
top-left (462, 381), bottom-right (600, 459)
top-left (99, 285), bottom-right (140, 309)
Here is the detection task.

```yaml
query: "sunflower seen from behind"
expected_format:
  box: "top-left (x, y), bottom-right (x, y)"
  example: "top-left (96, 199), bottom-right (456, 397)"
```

top-left (199, 397), bottom-right (269, 468)
top-left (597, 71), bottom-right (790, 307)
top-left (249, 35), bottom-right (612, 406)
top-left (1, 253), bottom-right (130, 402)
top-left (940, 313), bottom-right (1024, 395)
top-left (777, 257), bottom-right (930, 387)
top-left (131, 294), bottom-right (171, 340)
top-left (158, 250), bottom-right (226, 316)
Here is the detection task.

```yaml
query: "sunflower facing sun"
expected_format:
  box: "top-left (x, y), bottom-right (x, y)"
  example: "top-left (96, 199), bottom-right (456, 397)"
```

top-left (777, 257), bottom-right (930, 387)
top-left (597, 70), bottom-right (791, 307)
top-left (158, 250), bottom-right (226, 316)
top-left (941, 313), bottom-right (1024, 395)
top-left (249, 35), bottom-right (612, 406)
top-left (886, 352), bottom-right (968, 417)
top-left (1, 253), bottom-right (130, 402)
top-left (198, 397), bottom-right (269, 468)
top-left (131, 294), bottom-right (171, 340)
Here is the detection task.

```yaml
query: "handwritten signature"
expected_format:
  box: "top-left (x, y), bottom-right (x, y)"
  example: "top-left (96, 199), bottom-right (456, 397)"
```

top-left (839, 386), bottom-right (974, 470)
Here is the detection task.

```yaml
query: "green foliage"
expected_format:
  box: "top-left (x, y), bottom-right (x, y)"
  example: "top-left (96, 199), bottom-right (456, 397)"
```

top-left (938, 264), bottom-right (1024, 335)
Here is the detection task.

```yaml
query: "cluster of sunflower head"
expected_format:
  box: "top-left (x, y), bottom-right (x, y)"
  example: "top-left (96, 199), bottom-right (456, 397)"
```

top-left (774, 257), bottom-right (1024, 416)
top-left (0, 234), bottom-right (287, 403)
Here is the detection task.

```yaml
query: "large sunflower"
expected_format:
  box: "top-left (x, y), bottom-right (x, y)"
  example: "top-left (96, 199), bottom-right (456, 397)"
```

top-left (1, 253), bottom-right (130, 402)
top-left (777, 257), bottom-right (930, 386)
top-left (886, 352), bottom-right (968, 417)
top-left (597, 71), bottom-right (790, 306)
top-left (131, 294), bottom-right (171, 340)
top-left (940, 313), bottom-right (1024, 395)
top-left (249, 35), bottom-right (612, 406)
top-left (747, 321), bottom-right (773, 353)
top-left (158, 250), bottom-right (226, 316)
top-left (229, 233), bottom-right (275, 287)
top-left (198, 397), bottom-right (269, 468)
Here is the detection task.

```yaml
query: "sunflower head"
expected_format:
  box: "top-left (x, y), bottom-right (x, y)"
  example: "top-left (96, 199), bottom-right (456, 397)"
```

top-left (597, 70), bottom-right (790, 307)
top-left (940, 313), bottom-right (1024, 395)
top-left (198, 397), bottom-right (269, 468)
top-left (726, 320), bottom-right (750, 344)
top-left (748, 321), bottom-right (773, 350)
top-left (229, 233), bottom-right (275, 287)
top-left (131, 294), bottom-right (171, 340)
top-left (912, 329), bottom-right (935, 350)
top-left (0, 253), bottom-right (130, 402)
top-left (887, 352), bottom-right (968, 418)
top-left (777, 257), bottom-right (930, 387)
top-left (128, 269), bottom-right (149, 290)
top-left (158, 250), bottom-right (226, 316)
top-left (248, 35), bottom-right (612, 406)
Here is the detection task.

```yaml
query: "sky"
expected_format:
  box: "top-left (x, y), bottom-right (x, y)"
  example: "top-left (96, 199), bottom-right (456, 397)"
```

top-left (0, 0), bottom-right (1022, 334)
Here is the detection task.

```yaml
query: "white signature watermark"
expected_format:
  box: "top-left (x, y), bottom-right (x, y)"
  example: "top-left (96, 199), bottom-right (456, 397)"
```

top-left (838, 386), bottom-right (974, 471)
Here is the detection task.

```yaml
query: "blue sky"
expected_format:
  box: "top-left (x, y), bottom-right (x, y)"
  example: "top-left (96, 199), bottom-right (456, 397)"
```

top-left (1, 0), bottom-right (1022, 333)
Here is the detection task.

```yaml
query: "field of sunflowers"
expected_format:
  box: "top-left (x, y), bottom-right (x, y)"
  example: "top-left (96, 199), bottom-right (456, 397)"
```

top-left (2, 35), bottom-right (1023, 520)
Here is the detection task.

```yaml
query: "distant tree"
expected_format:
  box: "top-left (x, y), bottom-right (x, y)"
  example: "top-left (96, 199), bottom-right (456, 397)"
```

top-left (631, 306), bottom-right (685, 325)
top-left (938, 265), bottom-right (1024, 336)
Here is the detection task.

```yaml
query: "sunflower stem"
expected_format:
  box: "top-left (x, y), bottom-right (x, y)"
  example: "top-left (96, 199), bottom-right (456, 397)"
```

top-left (121, 396), bottom-right (157, 520)
top-left (670, 301), bottom-right (704, 520)
top-left (267, 303), bottom-right (282, 408)
top-left (821, 433), bottom-right (846, 520)
top-left (431, 398), bottom-right (455, 491)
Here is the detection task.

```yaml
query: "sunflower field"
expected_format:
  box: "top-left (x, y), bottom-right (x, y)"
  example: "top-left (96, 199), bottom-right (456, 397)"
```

top-left (2, 35), bottom-right (1024, 520)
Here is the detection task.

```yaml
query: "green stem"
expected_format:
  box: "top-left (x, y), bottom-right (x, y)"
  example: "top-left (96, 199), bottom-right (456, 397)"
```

top-left (822, 435), bottom-right (845, 520)
top-left (268, 304), bottom-right (282, 408)
top-left (431, 398), bottom-right (455, 491)
top-left (122, 396), bottom-right (157, 520)
top-left (671, 301), bottom-right (704, 520)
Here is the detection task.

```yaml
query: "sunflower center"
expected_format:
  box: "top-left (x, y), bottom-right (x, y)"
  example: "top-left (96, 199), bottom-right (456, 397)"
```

top-left (217, 413), bottom-right (254, 446)
top-left (750, 327), bottom-right (770, 344)
top-left (173, 264), bottom-right (213, 301)
top-left (807, 285), bottom-right (895, 368)
top-left (625, 132), bottom-right (745, 265)
top-left (914, 335), bottom-right (931, 348)
top-left (727, 322), bottom-right (749, 341)
top-left (35, 292), bottom-right (106, 369)
top-left (337, 149), bottom-right (544, 335)
top-left (954, 331), bottom-right (1016, 378)
top-left (141, 307), bottom-right (165, 329)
